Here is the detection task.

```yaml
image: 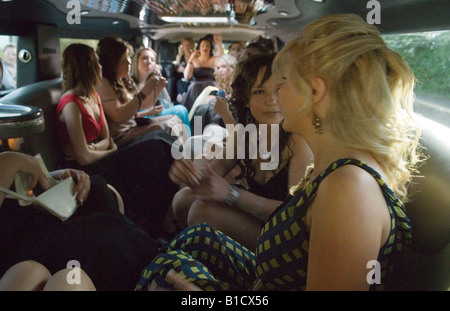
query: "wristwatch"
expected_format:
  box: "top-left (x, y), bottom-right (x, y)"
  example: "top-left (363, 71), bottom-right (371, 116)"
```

top-left (225, 185), bottom-right (240, 206)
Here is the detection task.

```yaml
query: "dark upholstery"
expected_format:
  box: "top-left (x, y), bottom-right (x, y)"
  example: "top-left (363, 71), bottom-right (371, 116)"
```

top-left (387, 116), bottom-right (450, 291)
top-left (0, 78), bottom-right (63, 171)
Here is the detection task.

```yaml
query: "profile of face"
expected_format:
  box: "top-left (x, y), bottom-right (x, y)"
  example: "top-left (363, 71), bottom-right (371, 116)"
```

top-left (247, 67), bottom-right (284, 126)
top-left (276, 63), bottom-right (309, 134)
top-left (215, 59), bottom-right (232, 81)
top-left (138, 49), bottom-right (157, 77)
top-left (116, 50), bottom-right (132, 79)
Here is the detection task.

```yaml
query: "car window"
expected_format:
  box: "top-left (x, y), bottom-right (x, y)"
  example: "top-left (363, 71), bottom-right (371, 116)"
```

top-left (60, 38), bottom-right (99, 55)
top-left (382, 30), bottom-right (450, 128)
top-left (0, 35), bottom-right (18, 96)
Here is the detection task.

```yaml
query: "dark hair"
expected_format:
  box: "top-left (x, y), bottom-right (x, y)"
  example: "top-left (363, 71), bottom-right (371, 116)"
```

top-left (230, 53), bottom-right (291, 180)
top-left (96, 37), bottom-right (136, 103)
top-left (197, 36), bottom-right (214, 57)
top-left (62, 44), bottom-right (101, 97)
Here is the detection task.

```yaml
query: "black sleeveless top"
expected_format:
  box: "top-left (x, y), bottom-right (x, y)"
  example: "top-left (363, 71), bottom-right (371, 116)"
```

top-left (245, 164), bottom-right (289, 202)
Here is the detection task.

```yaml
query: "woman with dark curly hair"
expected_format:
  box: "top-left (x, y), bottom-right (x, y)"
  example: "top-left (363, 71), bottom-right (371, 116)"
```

top-left (136, 14), bottom-right (424, 292)
top-left (170, 53), bottom-right (313, 250)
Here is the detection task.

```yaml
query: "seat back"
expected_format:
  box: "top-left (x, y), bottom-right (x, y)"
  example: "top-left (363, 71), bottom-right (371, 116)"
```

top-left (388, 116), bottom-right (450, 291)
top-left (0, 78), bottom-right (63, 171)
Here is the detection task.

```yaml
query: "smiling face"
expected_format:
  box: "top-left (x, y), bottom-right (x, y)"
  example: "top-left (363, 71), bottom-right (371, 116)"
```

top-left (138, 49), bottom-right (157, 76)
top-left (275, 63), bottom-right (312, 134)
top-left (247, 67), bottom-right (284, 126)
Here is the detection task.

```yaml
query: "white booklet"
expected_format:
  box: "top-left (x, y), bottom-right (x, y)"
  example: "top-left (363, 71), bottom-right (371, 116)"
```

top-left (0, 154), bottom-right (78, 221)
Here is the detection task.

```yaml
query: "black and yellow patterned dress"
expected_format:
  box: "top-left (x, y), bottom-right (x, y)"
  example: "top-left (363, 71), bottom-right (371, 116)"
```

top-left (135, 158), bottom-right (412, 291)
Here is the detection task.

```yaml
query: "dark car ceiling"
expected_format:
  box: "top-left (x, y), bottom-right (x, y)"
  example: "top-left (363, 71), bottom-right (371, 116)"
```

top-left (1, 0), bottom-right (450, 42)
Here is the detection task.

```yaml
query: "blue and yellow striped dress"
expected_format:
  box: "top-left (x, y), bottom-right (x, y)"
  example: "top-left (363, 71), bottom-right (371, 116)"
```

top-left (135, 158), bottom-right (412, 291)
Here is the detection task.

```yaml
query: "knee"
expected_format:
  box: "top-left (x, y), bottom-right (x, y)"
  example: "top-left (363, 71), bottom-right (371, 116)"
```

top-left (43, 268), bottom-right (96, 291)
top-left (187, 200), bottom-right (212, 227)
top-left (172, 188), bottom-right (195, 227)
top-left (0, 260), bottom-right (51, 291)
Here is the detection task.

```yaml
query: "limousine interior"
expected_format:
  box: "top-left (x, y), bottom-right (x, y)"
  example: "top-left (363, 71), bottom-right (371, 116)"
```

top-left (0, 0), bottom-right (448, 291)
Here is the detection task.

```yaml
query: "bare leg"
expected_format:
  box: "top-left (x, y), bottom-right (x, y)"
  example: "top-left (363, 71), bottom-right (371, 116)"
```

top-left (188, 199), bottom-right (263, 251)
top-left (43, 268), bottom-right (96, 291)
top-left (172, 187), bottom-right (197, 228)
top-left (0, 260), bottom-right (51, 291)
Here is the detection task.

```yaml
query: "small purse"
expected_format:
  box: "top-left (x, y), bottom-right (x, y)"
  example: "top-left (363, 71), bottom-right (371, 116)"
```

top-left (0, 154), bottom-right (78, 221)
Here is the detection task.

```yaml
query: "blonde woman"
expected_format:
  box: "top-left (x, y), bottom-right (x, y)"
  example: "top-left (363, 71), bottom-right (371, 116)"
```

top-left (135, 14), bottom-right (424, 291)
top-left (131, 47), bottom-right (191, 136)
top-left (96, 37), bottom-right (181, 147)
top-left (57, 43), bottom-right (179, 238)
top-left (190, 53), bottom-right (238, 130)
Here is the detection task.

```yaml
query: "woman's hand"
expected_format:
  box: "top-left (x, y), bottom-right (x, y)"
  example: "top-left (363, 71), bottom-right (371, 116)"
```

top-left (214, 97), bottom-right (230, 117)
top-left (142, 75), bottom-right (167, 97)
top-left (169, 159), bottom-right (203, 188)
top-left (213, 33), bottom-right (223, 46)
top-left (50, 169), bottom-right (91, 205)
top-left (9, 152), bottom-right (50, 193)
top-left (191, 164), bottom-right (231, 203)
top-left (188, 49), bottom-right (200, 63)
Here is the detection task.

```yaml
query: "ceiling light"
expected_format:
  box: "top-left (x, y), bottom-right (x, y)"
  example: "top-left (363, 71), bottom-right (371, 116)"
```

top-left (279, 11), bottom-right (289, 16)
top-left (160, 15), bottom-right (230, 24)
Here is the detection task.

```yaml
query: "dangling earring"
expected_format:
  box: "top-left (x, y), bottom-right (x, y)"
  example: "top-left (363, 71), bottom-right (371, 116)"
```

top-left (312, 114), bottom-right (323, 134)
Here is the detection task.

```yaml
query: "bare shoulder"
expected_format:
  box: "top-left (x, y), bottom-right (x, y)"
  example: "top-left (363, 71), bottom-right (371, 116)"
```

top-left (97, 78), bottom-right (118, 103)
top-left (314, 163), bottom-right (387, 217)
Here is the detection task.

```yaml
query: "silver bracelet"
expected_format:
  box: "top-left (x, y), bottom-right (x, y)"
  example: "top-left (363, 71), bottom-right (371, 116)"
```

top-left (225, 185), bottom-right (240, 206)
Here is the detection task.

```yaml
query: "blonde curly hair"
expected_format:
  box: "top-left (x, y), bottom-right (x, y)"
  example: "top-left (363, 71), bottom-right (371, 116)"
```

top-left (274, 14), bottom-right (425, 202)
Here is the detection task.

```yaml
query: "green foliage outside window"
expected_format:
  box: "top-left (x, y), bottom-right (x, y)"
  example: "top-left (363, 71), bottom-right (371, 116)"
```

top-left (383, 30), bottom-right (450, 102)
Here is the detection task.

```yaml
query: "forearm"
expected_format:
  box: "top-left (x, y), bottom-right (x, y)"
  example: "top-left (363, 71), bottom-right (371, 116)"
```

top-left (230, 187), bottom-right (281, 221)
top-left (0, 152), bottom-right (22, 205)
top-left (74, 147), bottom-right (116, 166)
top-left (220, 110), bottom-right (236, 125)
top-left (184, 62), bottom-right (194, 80)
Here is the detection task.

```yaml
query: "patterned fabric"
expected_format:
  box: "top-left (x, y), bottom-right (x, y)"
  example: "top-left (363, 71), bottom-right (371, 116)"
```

top-left (256, 158), bottom-right (412, 291)
top-left (135, 158), bottom-right (412, 291)
top-left (135, 224), bottom-right (256, 291)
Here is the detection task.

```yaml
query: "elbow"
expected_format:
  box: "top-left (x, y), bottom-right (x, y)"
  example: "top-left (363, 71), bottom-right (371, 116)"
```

top-left (74, 152), bottom-right (94, 166)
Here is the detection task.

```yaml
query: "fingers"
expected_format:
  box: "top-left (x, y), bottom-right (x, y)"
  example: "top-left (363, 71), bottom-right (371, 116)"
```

top-left (65, 169), bottom-right (91, 205)
top-left (166, 270), bottom-right (202, 291)
top-left (169, 159), bottom-right (202, 187)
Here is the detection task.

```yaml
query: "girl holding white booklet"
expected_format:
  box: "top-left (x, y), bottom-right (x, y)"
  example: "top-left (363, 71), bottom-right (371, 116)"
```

top-left (0, 151), bottom-right (161, 290)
